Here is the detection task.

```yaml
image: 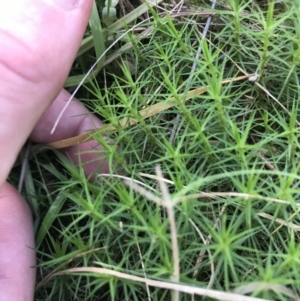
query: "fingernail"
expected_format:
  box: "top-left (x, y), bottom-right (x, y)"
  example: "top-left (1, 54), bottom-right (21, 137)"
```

top-left (44, 0), bottom-right (81, 10)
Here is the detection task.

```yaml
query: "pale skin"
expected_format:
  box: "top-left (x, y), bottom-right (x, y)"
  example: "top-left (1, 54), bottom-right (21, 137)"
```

top-left (0, 0), bottom-right (109, 299)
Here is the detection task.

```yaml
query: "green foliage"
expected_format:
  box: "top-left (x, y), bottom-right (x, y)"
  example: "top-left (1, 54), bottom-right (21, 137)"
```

top-left (27, 0), bottom-right (300, 300)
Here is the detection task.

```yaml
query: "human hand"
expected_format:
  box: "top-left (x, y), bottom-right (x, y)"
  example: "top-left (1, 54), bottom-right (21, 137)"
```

top-left (0, 0), bottom-right (109, 299)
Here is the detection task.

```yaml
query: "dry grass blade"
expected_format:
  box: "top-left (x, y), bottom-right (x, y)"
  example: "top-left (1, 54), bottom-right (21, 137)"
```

top-left (233, 282), bottom-right (300, 301)
top-left (169, 0), bottom-right (217, 144)
top-left (38, 266), bottom-right (272, 301)
top-left (188, 217), bottom-right (215, 288)
top-left (124, 166), bottom-right (180, 301)
top-left (52, 0), bottom-right (165, 134)
top-left (195, 26), bottom-right (300, 127)
top-left (98, 173), bottom-right (158, 192)
top-left (254, 82), bottom-right (300, 126)
top-left (155, 166), bottom-right (180, 301)
top-left (103, 10), bottom-right (216, 75)
top-left (258, 212), bottom-right (300, 233)
top-left (135, 171), bottom-right (216, 285)
top-left (176, 192), bottom-right (293, 206)
top-left (33, 74), bottom-right (254, 152)
top-left (37, 247), bottom-right (106, 286)
top-left (136, 242), bottom-right (152, 301)
top-left (192, 204), bottom-right (225, 280)
top-left (123, 178), bottom-right (162, 205)
top-left (139, 172), bottom-right (176, 185)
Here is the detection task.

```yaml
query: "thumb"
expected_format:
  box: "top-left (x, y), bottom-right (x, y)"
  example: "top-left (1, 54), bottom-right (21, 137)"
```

top-left (0, 0), bottom-right (93, 187)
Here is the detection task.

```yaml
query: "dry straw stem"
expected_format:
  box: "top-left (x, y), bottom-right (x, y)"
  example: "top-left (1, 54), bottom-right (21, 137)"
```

top-left (188, 216), bottom-right (215, 287)
top-left (39, 266), bottom-right (274, 301)
top-left (37, 173), bottom-right (298, 300)
top-left (138, 171), bottom-right (216, 282)
top-left (98, 174), bottom-right (158, 192)
top-left (103, 172), bottom-right (215, 287)
top-left (233, 282), bottom-right (300, 301)
top-left (192, 204), bottom-right (225, 280)
top-left (194, 24), bottom-right (299, 127)
top-left (138, 173), bottom-right (299, 279)
top-left (124, 166), bottom-right (180, 300)
top-left (53, 0), bottom-right (165, 129)
top-left (39, 247), bottom-right (106, 283)
top-left (175, 192), bottom-right (296, 206)
top-left (258, 212), bottom-right (300, 233)
top-left (32, 74), bottom-right (254, 152)
top-left (136, 241), bottom-right (151, 301)
top-left (154, 166), bottom-right (180, 301)
top-left (102, 9), bottom-right (215, 70)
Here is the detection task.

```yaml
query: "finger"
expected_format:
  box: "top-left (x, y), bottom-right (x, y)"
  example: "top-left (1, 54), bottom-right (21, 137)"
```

top-left (0, 0), bottom-right (93, 187)
top-left (0, 182), bottom-right (35, 301)
top-left (30, 89), bottom-right (110, 180)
